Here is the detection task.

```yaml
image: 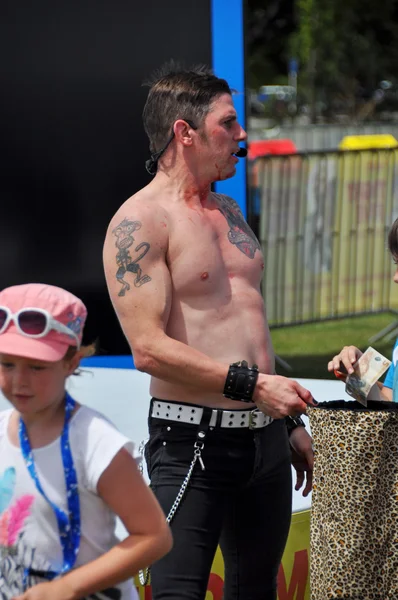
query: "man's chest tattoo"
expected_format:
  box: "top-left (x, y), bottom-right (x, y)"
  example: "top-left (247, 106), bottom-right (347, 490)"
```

top-left (216, 195), bottom-right (261, 259)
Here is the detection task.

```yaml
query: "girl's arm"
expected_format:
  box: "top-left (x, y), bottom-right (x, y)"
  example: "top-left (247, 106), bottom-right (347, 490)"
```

top-left (66, 447), bottom-right (172, 598)
top-left (13, 448), bottom-right (172, 600)
top-left (375, 381), bottom-right (393, 401)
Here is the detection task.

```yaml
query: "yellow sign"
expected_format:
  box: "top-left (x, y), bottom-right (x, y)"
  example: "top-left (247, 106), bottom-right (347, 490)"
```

top-left (135, 509), bottom-right (311, 600)
top-left (339, 134), bottom-right (398, 150)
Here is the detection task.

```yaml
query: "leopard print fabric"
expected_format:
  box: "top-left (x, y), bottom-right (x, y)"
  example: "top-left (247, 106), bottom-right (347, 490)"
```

top-left (308, 401), bottom-right (398, 600)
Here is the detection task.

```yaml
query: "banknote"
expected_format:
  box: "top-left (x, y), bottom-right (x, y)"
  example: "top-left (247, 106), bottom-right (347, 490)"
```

top-left (345, 346), bottom-right (391, 407)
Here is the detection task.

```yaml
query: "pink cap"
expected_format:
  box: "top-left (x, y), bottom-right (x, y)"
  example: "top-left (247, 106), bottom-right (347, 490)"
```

top-left (0, 283), bottom-right (87, 362)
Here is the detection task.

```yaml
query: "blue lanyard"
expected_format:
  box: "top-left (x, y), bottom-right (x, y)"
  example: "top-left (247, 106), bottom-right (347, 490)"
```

top-left (19, 393), bottom-right (81, 580)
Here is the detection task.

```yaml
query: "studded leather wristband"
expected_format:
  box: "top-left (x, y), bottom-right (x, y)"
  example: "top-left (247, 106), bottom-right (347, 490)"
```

top-left (223, 360), bottom-right (259, 402)
top-left (285, 415), bottom-right (306, 436)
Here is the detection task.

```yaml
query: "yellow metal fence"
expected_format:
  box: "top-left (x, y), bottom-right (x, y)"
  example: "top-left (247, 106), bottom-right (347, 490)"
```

top-left (248, 149), bottom-right (398, 326)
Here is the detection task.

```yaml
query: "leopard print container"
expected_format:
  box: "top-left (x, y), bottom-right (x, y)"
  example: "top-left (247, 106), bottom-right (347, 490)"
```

top-left (308, 400), bottom-right (398, 600)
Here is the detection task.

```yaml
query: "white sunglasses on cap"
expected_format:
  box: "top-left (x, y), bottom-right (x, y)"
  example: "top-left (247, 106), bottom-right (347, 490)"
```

top-left (0, 306), bottom-right (81, 349)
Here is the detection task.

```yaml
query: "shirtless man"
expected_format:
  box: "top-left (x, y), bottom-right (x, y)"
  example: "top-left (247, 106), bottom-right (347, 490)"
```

top-left (103, 64), bottom-right (315, 600)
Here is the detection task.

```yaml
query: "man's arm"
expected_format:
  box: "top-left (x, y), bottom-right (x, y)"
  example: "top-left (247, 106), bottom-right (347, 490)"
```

top-left (103, 207), bottom-right (228, 391)
top-left (103, 207), bottom-right (314, 418)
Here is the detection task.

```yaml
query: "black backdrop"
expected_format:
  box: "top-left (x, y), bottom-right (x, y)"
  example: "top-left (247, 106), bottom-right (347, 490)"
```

top-left (0, 1), bottom-right (212, 353)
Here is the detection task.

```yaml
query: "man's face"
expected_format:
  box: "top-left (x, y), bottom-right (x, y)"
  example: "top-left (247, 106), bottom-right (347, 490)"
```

top-left (196, 93), bottom-right (247, 182)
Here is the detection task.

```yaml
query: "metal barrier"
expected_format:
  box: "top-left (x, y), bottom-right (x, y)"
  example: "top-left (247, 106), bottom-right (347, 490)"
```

top-left (248, 149), bottom-right (398, 326)
top-left (248, 120), bottom-right (398, 152)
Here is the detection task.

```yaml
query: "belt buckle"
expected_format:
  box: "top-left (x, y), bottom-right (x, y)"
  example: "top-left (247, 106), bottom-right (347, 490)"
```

top-left (248, 409), bottom-right (260, 430)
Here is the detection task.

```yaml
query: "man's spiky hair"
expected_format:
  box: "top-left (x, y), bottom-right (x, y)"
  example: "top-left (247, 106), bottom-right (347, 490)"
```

top-left (142, 60), bottom-right (214, 88)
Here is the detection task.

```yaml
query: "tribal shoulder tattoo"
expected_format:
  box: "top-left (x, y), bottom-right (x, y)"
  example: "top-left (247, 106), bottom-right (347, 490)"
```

top-left (215, 193), bottom-right (261, 259)
top-left (112, 217), bottom-right (151, 296)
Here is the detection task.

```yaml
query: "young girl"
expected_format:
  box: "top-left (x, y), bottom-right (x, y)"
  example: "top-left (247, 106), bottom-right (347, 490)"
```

top-left (0, 283), bottom-right (172, 600)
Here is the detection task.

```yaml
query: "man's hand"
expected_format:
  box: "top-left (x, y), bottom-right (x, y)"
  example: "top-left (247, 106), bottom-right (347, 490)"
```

top-left (12, 580), bottom-right (75, 600)
top-left (253, 374), bottom-right (316, 419)
top-left (327, 345), bottom-right (363, 379)
top-left (289, 427), bottom-right (313, 497)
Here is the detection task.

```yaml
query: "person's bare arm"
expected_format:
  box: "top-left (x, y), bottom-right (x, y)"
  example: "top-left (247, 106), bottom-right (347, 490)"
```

top-left (373, 383), bottom-right (392, 401)
top-left (63, 449), bottom-right (173, 598)
top-left (103, 206), bottom-right (314, 417)
top-left (103, 207), bottom-right (231, 392)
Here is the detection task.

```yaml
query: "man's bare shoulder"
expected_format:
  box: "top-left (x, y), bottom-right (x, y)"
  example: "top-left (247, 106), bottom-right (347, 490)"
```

top-left (103, 189), bottom-right (170, 297)
top-left (103, 189), bottom-right (170, 284)
top-left (106, 188), bottom-right (168, 236)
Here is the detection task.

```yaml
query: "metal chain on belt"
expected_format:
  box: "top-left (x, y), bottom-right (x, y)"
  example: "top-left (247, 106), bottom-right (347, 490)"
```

top-left (138, 441), bottom-right (205, 586)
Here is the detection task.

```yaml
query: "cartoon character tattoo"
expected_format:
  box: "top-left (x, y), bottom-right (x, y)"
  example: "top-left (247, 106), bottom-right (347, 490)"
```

top-left (215, 194), bottom-right (261, 259)
top-left (112, 218), bottom-right (151, 296)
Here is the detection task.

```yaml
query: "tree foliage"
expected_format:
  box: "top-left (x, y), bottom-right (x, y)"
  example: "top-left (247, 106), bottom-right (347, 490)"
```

top-left (247, 0), bottom-right (398, 120)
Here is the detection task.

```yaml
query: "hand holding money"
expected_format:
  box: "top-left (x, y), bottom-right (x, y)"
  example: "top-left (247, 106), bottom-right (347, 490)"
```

top-left (345, 347), bottom-right (391, 406)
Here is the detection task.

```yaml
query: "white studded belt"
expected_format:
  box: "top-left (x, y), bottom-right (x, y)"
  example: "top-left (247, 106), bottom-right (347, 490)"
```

top-left (151, 400), bottom-right (273, 429)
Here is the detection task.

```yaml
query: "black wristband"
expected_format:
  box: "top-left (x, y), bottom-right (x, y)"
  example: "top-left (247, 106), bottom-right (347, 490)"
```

top-left (285, 415), bottom-right (306, 436)
top-left (223, 360), bottom-right (259, 402)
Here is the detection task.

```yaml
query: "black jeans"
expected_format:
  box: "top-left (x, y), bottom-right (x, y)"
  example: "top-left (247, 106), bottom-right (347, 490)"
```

top-left (145, 399), bottom-right (292, 600)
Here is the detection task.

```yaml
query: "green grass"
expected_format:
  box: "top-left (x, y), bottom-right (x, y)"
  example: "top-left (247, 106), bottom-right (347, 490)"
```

top-left (271, 312), bottom-right (398, 379)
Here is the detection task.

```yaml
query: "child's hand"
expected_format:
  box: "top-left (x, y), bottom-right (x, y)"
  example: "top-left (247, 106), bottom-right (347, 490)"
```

top-left (327, 345), bottom-right (363, 379)
top-left (12, 580), bottom-right (75, 600)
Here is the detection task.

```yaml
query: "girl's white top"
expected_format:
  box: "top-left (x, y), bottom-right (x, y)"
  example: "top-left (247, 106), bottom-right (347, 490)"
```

top-left (0, 405), bottom-right (139, 600)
